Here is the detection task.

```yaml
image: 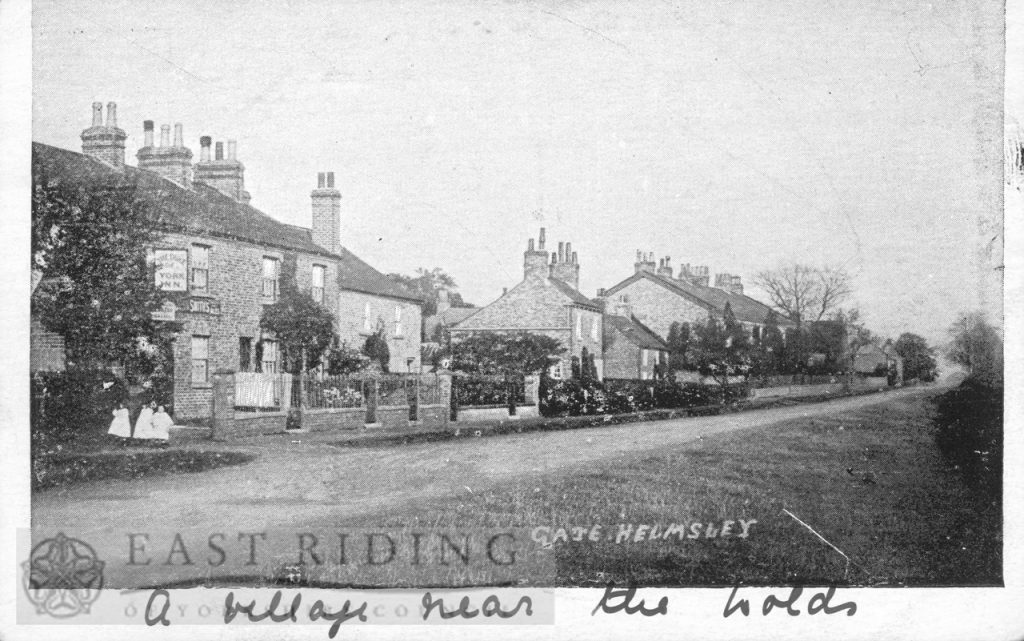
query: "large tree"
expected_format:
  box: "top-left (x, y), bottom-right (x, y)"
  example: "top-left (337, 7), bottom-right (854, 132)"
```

top-left (754, 264), bottom-right (852, 368)
top-left (947, 312), bottom-right (1003, 387)
top-left (387, 267), bottom-right (473, 318)
top-left (894, 333), bottom-right (937, 382)
top-left (31, 158), bottom-right (179, 375)
top-left (753, 264), bottom-right (852, 327)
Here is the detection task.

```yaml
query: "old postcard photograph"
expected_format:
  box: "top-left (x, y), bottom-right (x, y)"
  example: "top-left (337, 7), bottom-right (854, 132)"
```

top-left (2, 0), bottom-right (1021, 637)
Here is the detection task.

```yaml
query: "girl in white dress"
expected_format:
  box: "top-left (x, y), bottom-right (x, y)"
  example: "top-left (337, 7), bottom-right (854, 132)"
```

top-left (134, 400), bottom-right (156, 441)
top-left (149, 405), bottom-right (174, 445)
top-left (107, 403), bottom-right (132, 440)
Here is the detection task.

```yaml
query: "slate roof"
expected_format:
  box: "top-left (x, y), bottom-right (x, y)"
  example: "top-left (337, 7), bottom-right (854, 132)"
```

top-left (32, 142), bottom-right (421, 304)
top-left (604, 314), bottom-right (668, 350)
top-left (604, 271), bottom-right (791, 326)
top-left (549, 277), bottom-right (602, 311)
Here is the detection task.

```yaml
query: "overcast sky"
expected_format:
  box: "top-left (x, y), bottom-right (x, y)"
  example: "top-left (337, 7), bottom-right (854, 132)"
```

top-left (32, 0), bottom-right (1006, 344)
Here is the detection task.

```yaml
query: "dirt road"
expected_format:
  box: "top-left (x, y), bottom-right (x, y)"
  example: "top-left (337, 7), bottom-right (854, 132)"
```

top-left (33, 386), bottom-right (937, 538)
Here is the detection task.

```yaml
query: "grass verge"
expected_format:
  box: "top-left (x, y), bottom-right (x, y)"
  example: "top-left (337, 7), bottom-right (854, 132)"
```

top-left (33, 448), bottom-right (256, 491)
top-left (339, 392), bottom-right (1000, 587)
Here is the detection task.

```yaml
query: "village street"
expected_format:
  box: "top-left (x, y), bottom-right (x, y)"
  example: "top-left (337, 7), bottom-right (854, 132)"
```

top-left (34, 387), bottom-right (935, 541)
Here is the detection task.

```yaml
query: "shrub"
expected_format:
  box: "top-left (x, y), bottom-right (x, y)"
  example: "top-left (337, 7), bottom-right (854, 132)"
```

top-left (933, 378), bottom-right (1002, 496)
top-left (32, 368), bottom-right (127, 454)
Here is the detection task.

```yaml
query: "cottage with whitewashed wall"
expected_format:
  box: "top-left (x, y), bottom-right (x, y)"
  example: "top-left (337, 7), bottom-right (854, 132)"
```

top-left (32, 102), bottom-right (421, 419)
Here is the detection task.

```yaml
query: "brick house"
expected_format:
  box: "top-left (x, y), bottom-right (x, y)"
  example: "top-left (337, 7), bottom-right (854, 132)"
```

top-left (601, 312), bottom-right (669, 381)
top-left (600, 254), bottom-right (793, 342)
top-left (450, 228), bottom-right (604, 380)
top-left (32, 102), bottom-right (421, 419)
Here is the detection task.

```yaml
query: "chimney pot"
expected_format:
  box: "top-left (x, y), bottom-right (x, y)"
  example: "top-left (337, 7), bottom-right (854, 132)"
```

top-left (528, 238), bottom-right (535, 251)
top-left (143, 120), bottom-right (155, 147)
top-left (215, 142), bottom-right (223, 161)
top-left (173, 123), bottom-right (184, 148)
top-left (538, 227), bottom-right (546, 250)
top-left (227, 139), bottom-right (237, 160)
top-left (571, 251), bottom-right (578, 264)
top-left (557, 242), bottom-right (565, 263)
top-left (105, 102), bottom-right (118, 127)
top-left (327, 172), bottom-right (335, 188)
top-left (91, 102), bottom-right (103, 127)
top-left (199, 136), bottom-right (211, 161)
top-left (318, 172), bottom-right (325, 188)
top-left (159, 124), bottom-right (170, 147)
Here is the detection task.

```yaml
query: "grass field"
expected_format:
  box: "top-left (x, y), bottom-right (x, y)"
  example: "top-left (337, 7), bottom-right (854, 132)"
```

top-left (340, 392), bottom-right (1001, 587)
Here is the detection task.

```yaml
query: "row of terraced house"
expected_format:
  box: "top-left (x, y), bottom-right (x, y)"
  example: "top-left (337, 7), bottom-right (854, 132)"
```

top-left (31, 102), bottom-right (423, 420)
top-left (31, 102), bottom-right (796, 422)
top-left (432, 229), bottom-right (795, 382)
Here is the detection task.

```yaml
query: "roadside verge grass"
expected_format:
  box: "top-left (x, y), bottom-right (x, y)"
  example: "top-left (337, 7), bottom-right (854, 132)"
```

top-left (342, 392), bottom-right (1001, 587)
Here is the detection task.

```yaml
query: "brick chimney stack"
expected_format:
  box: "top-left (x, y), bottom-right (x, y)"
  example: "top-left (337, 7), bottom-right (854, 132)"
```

top-left (193, 138), bottom-right (250, 203)
top-left (714, 273), bottom-right (743, 294)
top-left (657, 256), bottom-right (674, 279)
top-left (81, 101), bottom-right (128, 169)
top-left (678, 263), bottom-right (710, 287)
top-left (549, 239), bottom-right (580, 289)
top-left (137, 119), bottom-right (193, 188)
top-left (634, 251), bottom-right (657, 274)
top-left (310, 171), bottom-right (341, 254)
top-left (523, 228), bottom-right (549, 281)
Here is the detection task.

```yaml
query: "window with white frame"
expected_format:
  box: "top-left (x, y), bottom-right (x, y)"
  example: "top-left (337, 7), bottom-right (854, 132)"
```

top-left (260, 339), bottom-right (279, 373)
top-left (590, 317), bottom-right (599, 342)
top-left (191, 336), bottom-right (210, 383)
top-left (190, 245), bottom-right (210, 292)
top-left (575, 314), bottom-right (582, 339)
top-left (262, 257), bottom-right (279, 302)
top-left (394, 306), bottom-right (403, 336)
top-left (311, 265), bottom-right (325, 304)
top-left (642, 348), bottom-right (649, 367)
top-left (549, 361), bottom-right (564, 380)
top-left (363, 302), bottom-right (372, 332)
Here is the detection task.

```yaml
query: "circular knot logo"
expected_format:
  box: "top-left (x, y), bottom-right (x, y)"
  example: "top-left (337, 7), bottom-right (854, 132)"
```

top-left (22, 532), bottom-right (105, 618)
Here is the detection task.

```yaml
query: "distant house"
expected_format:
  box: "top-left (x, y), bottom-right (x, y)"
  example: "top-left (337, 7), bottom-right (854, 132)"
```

top-left (423, 288), bottom-right (479, 342)
top-left (853, 342), bottom-right (903, 384)
top-left (32, 101), bottom-right (422, 418)
top-left (602, 312), bottom-right (669, 381)
top-left (450, 228), bottom-right (604, 380)
top-left (600, 254), bottom-right (793, 341)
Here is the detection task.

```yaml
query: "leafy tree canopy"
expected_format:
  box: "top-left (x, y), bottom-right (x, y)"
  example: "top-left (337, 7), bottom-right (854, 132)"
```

top-left (947, 312), bottom-right (1003, 387)
top-left (362, 326), bottom-right (391, 373)
top-left (31, 160), bottom-right (179, 375)
top-left (688, 304), bottom-right (751, 386)
top-left (894, 333), bottom-right (937, 382)
top-left (387, 267), bottom-right (473, 318)
top-left (259, 257), bottom-right (336, 373)
top-left (666, 321), bottom-right (691, 371)
top-left (451, 331), bottom-right (564, 377)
